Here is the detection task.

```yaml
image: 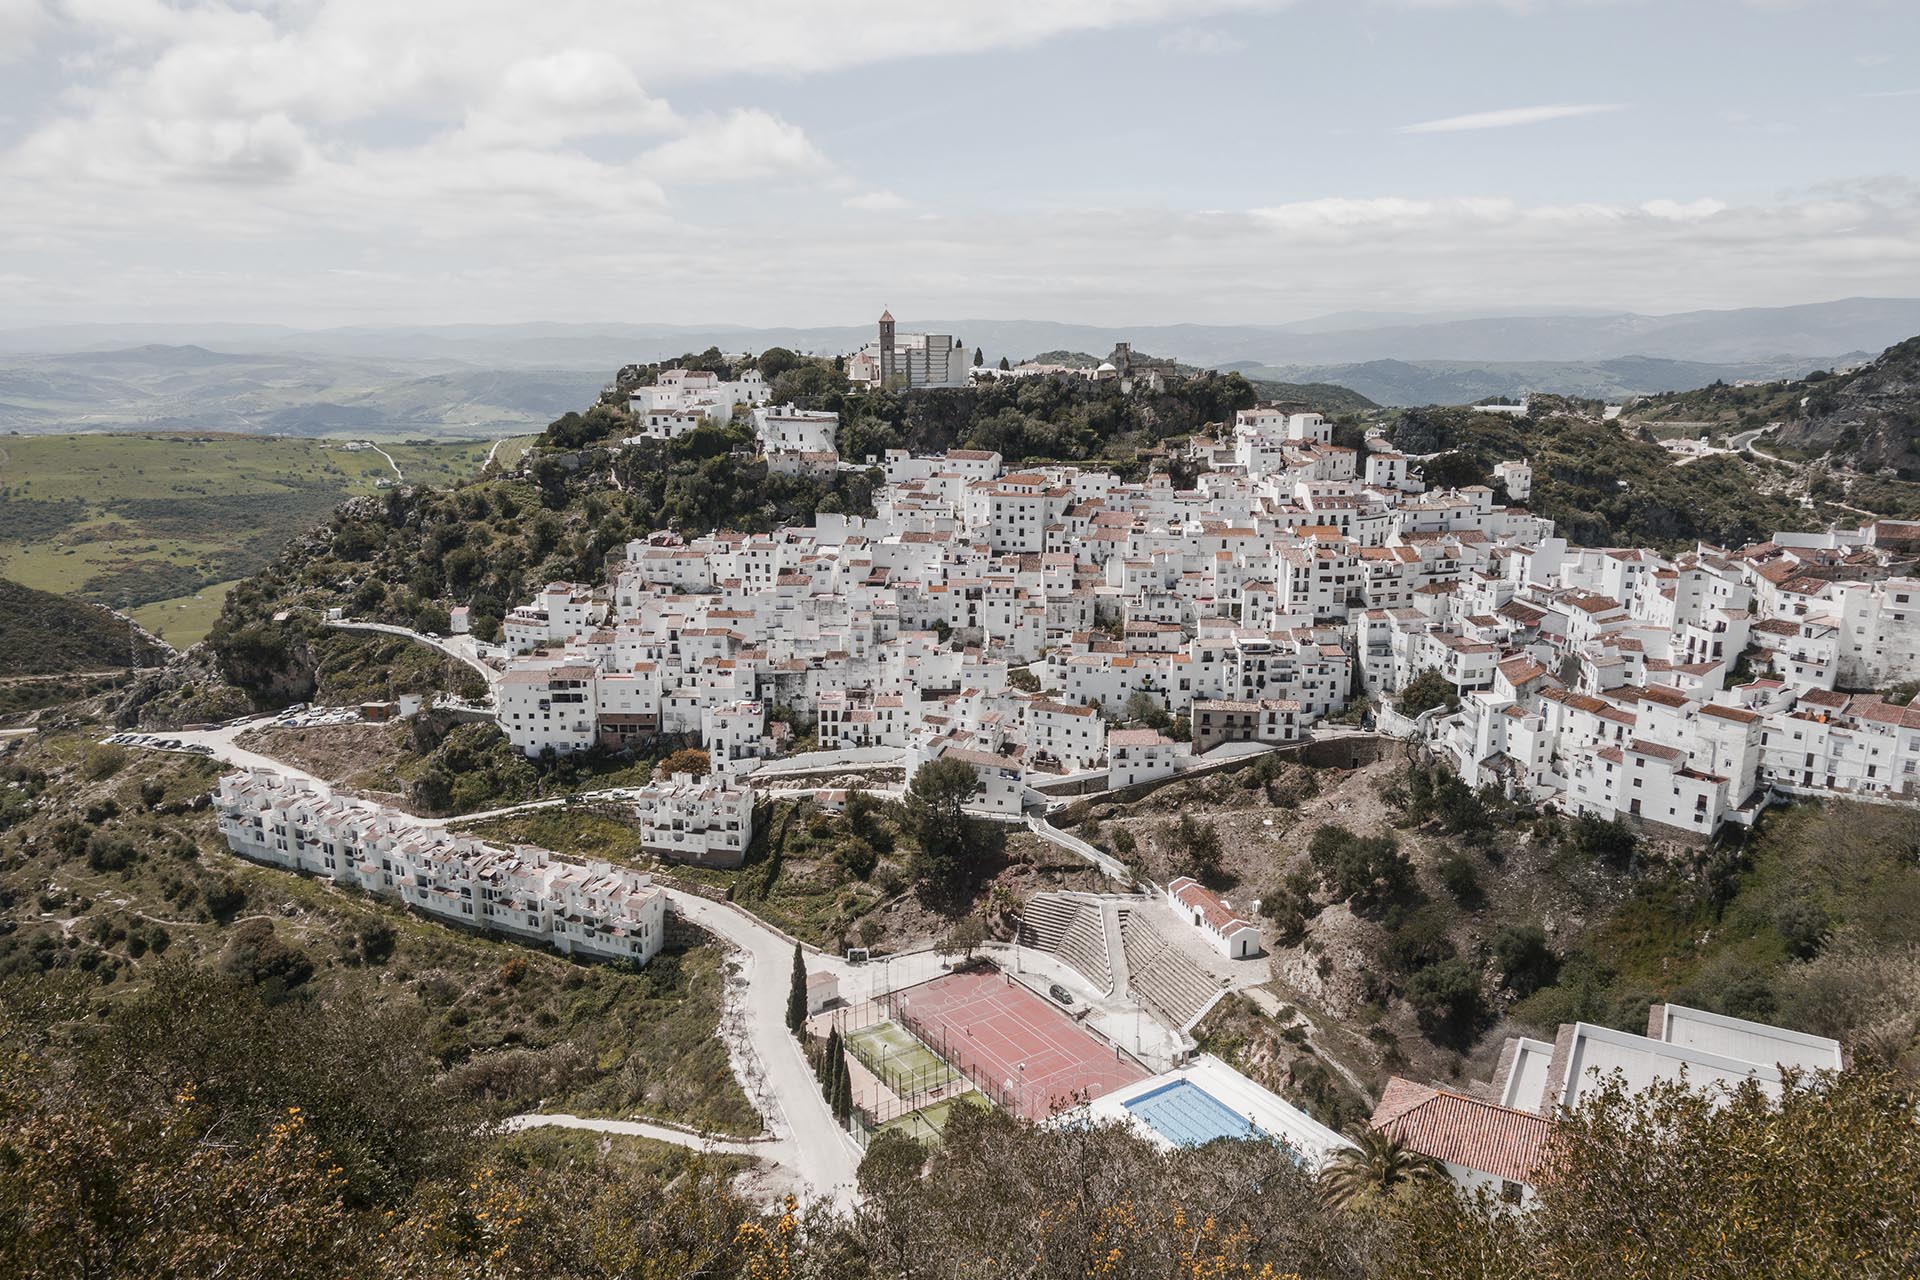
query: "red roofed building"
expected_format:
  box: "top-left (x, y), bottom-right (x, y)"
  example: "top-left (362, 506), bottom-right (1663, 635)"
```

top-left (1166, 876), bottom-right (1261, 959)
top-left (1369, 1077), bottom-right (1558, 1204)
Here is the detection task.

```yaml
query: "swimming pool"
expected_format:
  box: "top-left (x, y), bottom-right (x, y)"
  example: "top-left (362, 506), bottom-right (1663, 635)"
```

top-left (1122, 1078), bottom-right (1262, 1147)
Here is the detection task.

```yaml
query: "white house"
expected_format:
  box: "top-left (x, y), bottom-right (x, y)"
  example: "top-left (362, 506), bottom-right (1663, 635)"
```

top-left (1165, 876), bottom-right (1260, 958)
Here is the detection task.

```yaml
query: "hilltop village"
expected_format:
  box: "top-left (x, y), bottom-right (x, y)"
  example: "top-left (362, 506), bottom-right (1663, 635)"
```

top-left (472, 334), bottom-right (1918, 857)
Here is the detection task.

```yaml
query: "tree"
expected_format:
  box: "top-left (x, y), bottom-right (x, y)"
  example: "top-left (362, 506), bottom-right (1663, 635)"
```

top-left (1167, 813), bottom-right (1224, 882)
top-left (786, 943), bottom-right (809, 1034)
top-left (904, 756), bottom-right (993, 889)
top-left (997, 355), bottom-right (1010, 371)
top-left (1404, 958), bottom-right (1482, 1046)
top-left (1309, 825), bottom-right (1416, 915)
top-left (972, 346), bottom-right (984, 367)
top-left (1397, 1070), bottom-right (1920, 1278)
top-left (1491, 924), bottom-right (1559, 997)
top-left (943, 914), bottom-right (988, 961)
top-left (655, 747), bottom-right (712, 780)
top-left (1320, 1127), bottom-right (1439, 1209)
top-left (1397, 668), bottom-right (1458, 717)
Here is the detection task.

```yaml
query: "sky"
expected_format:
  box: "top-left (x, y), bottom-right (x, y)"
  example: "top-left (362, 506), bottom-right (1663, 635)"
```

top-left (1, 0), bottom-right (1917, 329)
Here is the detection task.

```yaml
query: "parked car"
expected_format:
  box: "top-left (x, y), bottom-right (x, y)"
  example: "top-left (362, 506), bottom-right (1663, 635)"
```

top-left (1048, 983), bottom-right (1075, 1006)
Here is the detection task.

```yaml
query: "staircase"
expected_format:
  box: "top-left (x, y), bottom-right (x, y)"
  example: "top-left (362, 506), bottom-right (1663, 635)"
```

top-left (1120, 913), bottom-right (1222, 1030)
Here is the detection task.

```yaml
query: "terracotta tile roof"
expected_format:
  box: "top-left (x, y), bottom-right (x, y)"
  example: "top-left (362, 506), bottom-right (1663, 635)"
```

top-left (1370, 1077), bottom-right (1558, 1185)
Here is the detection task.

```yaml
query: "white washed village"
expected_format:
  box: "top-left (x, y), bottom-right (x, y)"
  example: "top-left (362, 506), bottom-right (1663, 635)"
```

top-left (201, 314), bottom-right (1915, 1205)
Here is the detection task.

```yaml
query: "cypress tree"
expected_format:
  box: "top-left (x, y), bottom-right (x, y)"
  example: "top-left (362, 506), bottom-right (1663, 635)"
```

top-left (786, 942), bottom-right (808, 1033)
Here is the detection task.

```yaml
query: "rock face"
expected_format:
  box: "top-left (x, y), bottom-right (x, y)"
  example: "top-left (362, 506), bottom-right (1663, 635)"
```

top-left (1774, 335), bottom-right (1920, 478)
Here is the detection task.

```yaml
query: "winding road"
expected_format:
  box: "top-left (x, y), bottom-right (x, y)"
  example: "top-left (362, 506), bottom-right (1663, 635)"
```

top-left (324, 619), bottom-right (501, 696)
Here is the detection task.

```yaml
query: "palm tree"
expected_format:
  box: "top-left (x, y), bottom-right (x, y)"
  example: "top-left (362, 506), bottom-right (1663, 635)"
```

top-left (1321, 1126), bottom-right (1439, 1209)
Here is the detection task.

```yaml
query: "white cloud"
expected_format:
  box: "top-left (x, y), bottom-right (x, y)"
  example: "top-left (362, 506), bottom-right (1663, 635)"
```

top-left (846, 189), bottom-right (910, 211)
top-left (639, 110), bottom-right (829, 185)
top-left (1397, 102), bottom-right (1625, 133)
top-left (1158, 25), bottom-right (1246, 54)
top-left (0, 0), bottom-right (47, 61)
top-left (1641, 198), bottom-right (1727, 222)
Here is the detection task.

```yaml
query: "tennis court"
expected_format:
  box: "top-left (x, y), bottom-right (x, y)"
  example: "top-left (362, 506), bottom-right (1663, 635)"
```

top-left (846, 1019), bottom-right (960, 1097)
top-left (887, 969), bottom-right (1148, 1122)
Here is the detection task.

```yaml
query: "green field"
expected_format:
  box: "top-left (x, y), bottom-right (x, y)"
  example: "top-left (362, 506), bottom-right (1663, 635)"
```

top-left (876, 1090), bottom-right (988, 1144)
top-left (0, 432), bottom-right (496, 643)
top-left (129, 578), bottom-right (241, 648)
top-left (847, 1020), bottom-right (961, 1097)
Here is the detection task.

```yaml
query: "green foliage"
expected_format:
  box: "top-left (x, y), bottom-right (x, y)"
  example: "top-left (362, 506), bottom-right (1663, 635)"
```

top-left (786, 943), bottom-right (808, 1034)
top-left (1399, 1069), bottom-right (1920, 1279)
top-left (1166, 812), bottom-right (1225, 882)
top-left (1491, 924), bottom-right (1560, 998)
top-left (903, 757), bottom-right (999, 892)
top-left (1404, 957), bottom-right (1483, 1046)
top-left (410, 723), bottom-right (538, 816)
top-left (1396, 668), bottom-right (1458, 717)
top-left (1309, 824), bottom-right (1415, 916)
top-left (1435, 850), bottom-right (1484, 909)
top-left (1392, 401), bottom-right (1823, 551)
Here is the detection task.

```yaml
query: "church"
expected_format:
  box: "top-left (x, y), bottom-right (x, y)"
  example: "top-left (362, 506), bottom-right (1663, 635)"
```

top-left (846, 309), bottom-right (971, 389)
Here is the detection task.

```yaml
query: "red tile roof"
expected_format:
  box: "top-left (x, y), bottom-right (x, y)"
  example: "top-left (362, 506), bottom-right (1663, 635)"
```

top-left (1370, 1077), bottom-right (1557, 1185)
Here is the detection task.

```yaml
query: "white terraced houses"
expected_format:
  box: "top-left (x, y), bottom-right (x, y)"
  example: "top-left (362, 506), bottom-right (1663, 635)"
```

top-left (470, 407), bottom-right (1915, 834)
top-left (216, 769), bottom-right (666, 962)
top-left (630, 771), bottom-right (757, 868)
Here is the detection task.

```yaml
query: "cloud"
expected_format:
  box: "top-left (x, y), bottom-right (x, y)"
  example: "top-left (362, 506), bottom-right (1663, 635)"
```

top-left (639, 110), bottom-right (829, 185)
top-left (1861, 87), bottom-right (1920, 99)
top-left (1157, 25), bottom-right (1245, 55)
top-left (1641, 198), bottom-right (1727, 222)
top-left (846, 189), bottom-right (910, 211)
top-left (0, 0), bottom-right (47, 60)
top-left (1397, 103), bottom-right (1625, 134)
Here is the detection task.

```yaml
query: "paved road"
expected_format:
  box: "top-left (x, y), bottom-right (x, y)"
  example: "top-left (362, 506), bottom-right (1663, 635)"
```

top-left (325, 619), bottom-right (501, 695)
top-left (118, 720), bottom-right (326, 783)
top-left (498, 1112), bottom-right (773, 1156)
top-left (662, 888), bottom-right (862, 1209)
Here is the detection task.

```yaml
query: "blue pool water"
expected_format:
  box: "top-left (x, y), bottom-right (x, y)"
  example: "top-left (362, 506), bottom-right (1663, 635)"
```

top-left (1122, 1079), bottom-right (1260, 1147)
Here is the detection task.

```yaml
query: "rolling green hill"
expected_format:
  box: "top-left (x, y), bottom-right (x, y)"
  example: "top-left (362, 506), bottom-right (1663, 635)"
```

top-left (0, 432), bottom-right (509, 646)
top-left (0, 577), bottom-right (166, 676)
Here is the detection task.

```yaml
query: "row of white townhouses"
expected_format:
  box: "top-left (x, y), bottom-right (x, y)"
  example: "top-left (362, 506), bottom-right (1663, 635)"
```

top-left (216, 768), bottom-right (668, 962)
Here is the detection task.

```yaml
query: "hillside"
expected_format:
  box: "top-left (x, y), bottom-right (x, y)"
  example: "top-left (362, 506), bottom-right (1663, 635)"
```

top-left (1247, 353), bottom-right (1830, 408)
top-left (1636, 335), bottom-right (1920, 477)
top-left (1390, 397), bottom-right (1838, 551)
top-left (0, 578), bottom-right (168, 676)
top-left (1245, 377), bottom-right (1378, 415)
top-left (0, 432), bottom-right (511, 647)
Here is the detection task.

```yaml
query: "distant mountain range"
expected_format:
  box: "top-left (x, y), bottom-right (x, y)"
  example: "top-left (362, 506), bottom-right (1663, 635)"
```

top-left (1228, 354), bottom-right (1855, 408)
top-left (2, 297), bottom-right (1917, 431)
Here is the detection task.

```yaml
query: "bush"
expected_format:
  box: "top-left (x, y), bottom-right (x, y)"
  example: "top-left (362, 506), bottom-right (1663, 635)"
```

top-left (1382, 905), bottom-right (1456, 973)
top-left (219, 919), bottom-right (314, 1002)
top-left (1405, 958), bottom-right (1483, 1045)
top-left (85, 830), bottom-right (138, 873)
top-left (1436, 851), bottom-right (1484, 908)
top-left (1491, 924), bottom-right (1560, 998)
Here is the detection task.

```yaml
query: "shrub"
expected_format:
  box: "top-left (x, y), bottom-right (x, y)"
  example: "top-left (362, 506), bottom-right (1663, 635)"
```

top-left (1436, 851), bottom-right (1484, 908)
top-left (1491, 924), bottom-right (1560, 998)
top-left (1406, 958), bottom-right (1483, 1046)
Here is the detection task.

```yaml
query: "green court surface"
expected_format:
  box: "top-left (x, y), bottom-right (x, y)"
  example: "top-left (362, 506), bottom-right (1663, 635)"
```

top-left (845, 1020), bottom-right (960, 1097)
top-left (876, 1091), bottom-right (987, 1145)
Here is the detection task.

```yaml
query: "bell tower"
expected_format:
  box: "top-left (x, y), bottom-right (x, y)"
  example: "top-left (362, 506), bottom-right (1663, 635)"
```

top-left (878, 307), bottom-right (896, 383)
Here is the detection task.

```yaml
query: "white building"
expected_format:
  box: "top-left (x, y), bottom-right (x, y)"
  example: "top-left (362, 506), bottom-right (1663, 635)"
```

top-left (1165, 876), bottom-right (1260, 958)
top-left (630, 771), bottom-right (757, 868)
top-left (216, 769), bottom-right (666, 964)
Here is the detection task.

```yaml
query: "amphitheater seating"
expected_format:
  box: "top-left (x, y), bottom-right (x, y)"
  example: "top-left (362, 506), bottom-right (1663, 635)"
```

top-left (1119, 912), bottom-right (1222, 1029)
top-left (1019, 892), bottom-right (1112, 993)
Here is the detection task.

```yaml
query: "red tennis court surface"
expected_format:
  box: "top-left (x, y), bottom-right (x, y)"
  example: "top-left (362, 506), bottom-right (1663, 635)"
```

top-left (886, 969), bottom-right (1149, 1122)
